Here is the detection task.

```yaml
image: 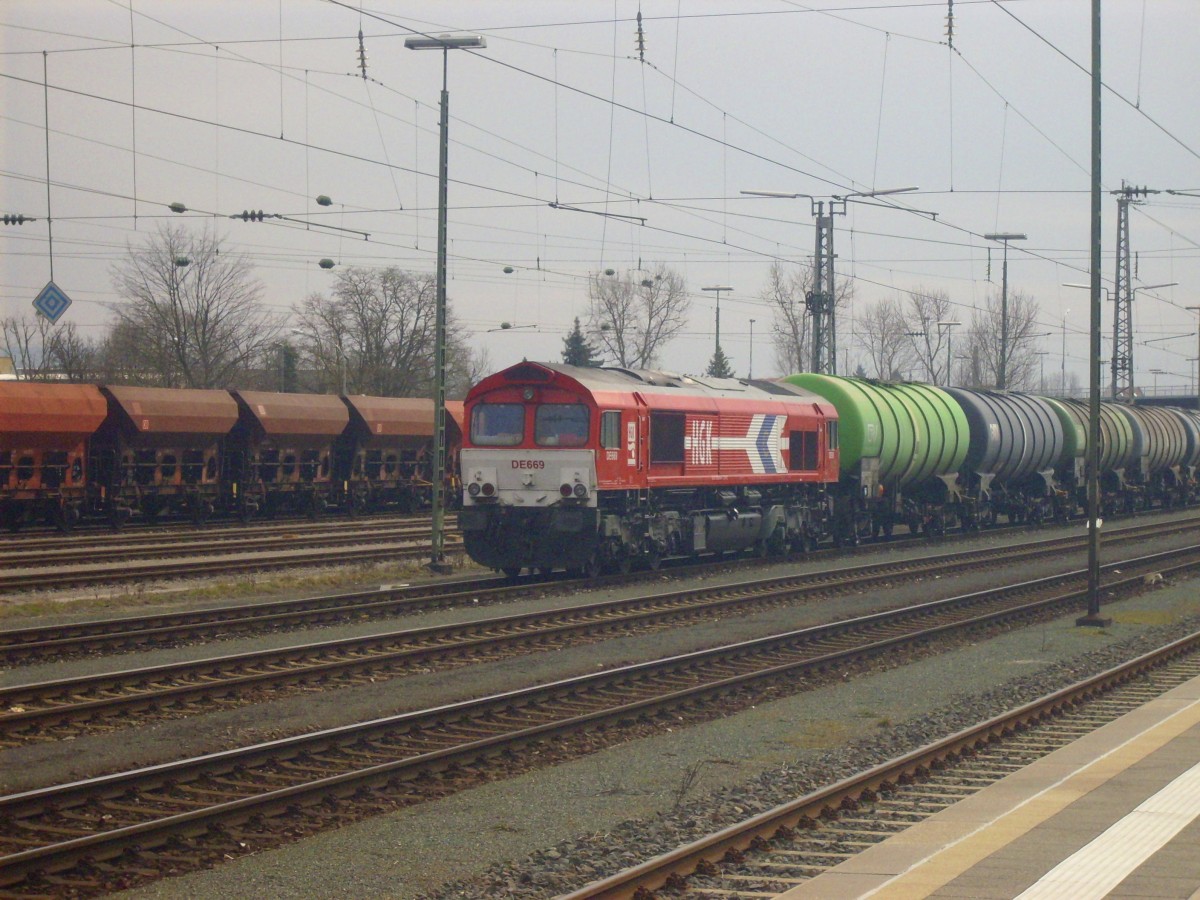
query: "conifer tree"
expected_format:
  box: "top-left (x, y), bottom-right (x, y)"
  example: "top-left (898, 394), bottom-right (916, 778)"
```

top-left (705, 345), bottom-right (734, 378)
top-left (561, 317), bottom-right (602, 367)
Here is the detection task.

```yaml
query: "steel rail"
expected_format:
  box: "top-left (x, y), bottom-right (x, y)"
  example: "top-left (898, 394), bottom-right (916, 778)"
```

top-left (2, 514), bottom-right (1194, 665)
top-left (559, 634), bottom-right (1200, 900)
top-left (0, 545), bottom-right (1196, 890)
top-left (3, 519), bottom-right (1196, 743)
top-left (0, 523), bottom-right (437, 568)
top-left (0, 535), bottom-right (464, 594)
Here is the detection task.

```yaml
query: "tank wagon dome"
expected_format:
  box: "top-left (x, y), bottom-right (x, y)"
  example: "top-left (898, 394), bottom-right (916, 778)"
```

top-left (780, 374), bottom-right (968, 486)
top-left (943, 387), bottom-right (1064, 483)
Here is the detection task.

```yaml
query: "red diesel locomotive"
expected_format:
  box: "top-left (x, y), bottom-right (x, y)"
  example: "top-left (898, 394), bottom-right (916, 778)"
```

top-left (457, 361), bottom-right (841, 576)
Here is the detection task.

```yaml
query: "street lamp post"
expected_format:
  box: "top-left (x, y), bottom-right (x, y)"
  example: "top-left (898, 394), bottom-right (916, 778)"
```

top-left (983, 232), bottom-right (1026, 389)
top-left (406, 32), bottom-right (486, 573)
top-left (749, 318), bottom-right (755, 379)
top-left (1035, 351), bottom-right (1049, 392)
top-left (1189, 307), bottom-right (1200, 411)
top-left (701, 286), bottom-right (733, 359)
top-left (1150, 368), bottom-right (1166, 395)
top-left (936, 321), bottom-right (960, 387)
top-left (1122, 282), bottom-right (1180, 398)
top-left (1061, 309), bottom-right (1069, 395)
top-left (742, 186), bottom-right (918, 375)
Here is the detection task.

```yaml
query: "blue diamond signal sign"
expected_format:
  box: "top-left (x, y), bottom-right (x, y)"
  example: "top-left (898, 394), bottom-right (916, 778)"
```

top-left (33, 280), bottom-right (72, 324)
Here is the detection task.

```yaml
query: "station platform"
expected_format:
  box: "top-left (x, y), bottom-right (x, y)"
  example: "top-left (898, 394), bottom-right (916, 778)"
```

top-left (778, 669), bottom-right (1200, 899)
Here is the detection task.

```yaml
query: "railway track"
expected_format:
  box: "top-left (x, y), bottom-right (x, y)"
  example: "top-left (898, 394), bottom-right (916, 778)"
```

top-left (2, 516), bottom-right (1198, 745)
top-left (561, 637), bottom-right (1200, 900)
top-left (0, 509), bottom-right (441, 542)
top-left (0, 521), bottom-right (439, 569)
top-left (0, 526), bottom-right (463, 594)
top-left (0, 539), bottom-right (1196, 894)
top-left (2, 514), bottom-right (1195, 668)
top-left (0, 512), bottom-right (447, 553)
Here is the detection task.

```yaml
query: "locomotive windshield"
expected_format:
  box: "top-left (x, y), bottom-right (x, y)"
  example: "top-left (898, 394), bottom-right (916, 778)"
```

top-left (470, 403), bottom-right (525, 446)
top-left (535, 404), bottom-right (589, 446)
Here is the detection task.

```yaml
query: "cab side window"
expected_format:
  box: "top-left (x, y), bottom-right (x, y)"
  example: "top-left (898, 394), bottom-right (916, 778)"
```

top-left (600, 411), bottom-right (621, 449)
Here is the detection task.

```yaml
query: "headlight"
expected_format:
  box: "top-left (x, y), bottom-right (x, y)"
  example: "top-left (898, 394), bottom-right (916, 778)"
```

top-left (481, 483), bottom-right (495, 497)
top-left (573, 483), bottom-right (588, 498)
top-left (560, 483), bottom-right (573, 497)
top-left (467, 482), bottom-right (481, 497)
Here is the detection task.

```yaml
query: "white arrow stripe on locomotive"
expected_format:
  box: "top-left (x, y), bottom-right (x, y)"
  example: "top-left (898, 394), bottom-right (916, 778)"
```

top-left (683, 414), bottom-right (785, 473)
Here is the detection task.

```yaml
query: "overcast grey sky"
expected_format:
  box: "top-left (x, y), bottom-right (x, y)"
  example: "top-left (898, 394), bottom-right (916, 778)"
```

top-left (3, 1), bottom-right (1199, 386)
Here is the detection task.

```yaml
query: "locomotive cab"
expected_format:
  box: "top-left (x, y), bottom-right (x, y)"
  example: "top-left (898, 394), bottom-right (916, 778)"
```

top-left (459, 368), bottom-right (600, 575)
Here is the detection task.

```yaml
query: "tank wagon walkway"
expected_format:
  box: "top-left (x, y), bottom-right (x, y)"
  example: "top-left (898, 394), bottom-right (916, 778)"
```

top-left (779, 671), bottom-right (1200, 899)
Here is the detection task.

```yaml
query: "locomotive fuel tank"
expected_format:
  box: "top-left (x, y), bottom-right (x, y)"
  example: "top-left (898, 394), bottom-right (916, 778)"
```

top-left (944, 388), bottom-right (1064, 486)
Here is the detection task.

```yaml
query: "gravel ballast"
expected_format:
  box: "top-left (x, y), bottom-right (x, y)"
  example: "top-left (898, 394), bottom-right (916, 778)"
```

top-left (0, 516), bottom-right (1195, 899)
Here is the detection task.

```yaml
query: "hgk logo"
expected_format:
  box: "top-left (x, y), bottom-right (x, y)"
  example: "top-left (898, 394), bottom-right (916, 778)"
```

top-left (690, 419), bottom-right (713, 465)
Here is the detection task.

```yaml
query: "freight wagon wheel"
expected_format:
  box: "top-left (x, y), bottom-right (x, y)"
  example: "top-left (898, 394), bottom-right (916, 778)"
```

top-left (142, 498), bottom-right (161, 522)
top-left (646, 550), bottom-right (662, 571)
top-left (617, 554), bottom-right (633, 575)
top-left (52, 505), bottom-right (79, 533)
top-left (502, 567), bottom-right (522, 580)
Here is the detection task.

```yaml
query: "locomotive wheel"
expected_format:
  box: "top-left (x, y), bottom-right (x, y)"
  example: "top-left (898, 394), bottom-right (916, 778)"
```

top-left (617, 555), bottom-right (633, 575)
top-left (647, 550), bottom-right (662, 571)
top-left (583, 553), bottom-right (603, 580)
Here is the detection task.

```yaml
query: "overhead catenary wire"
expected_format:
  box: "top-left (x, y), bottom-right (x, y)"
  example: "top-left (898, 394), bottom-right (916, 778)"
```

top-left (4, 2), bottom-right (1196, 365)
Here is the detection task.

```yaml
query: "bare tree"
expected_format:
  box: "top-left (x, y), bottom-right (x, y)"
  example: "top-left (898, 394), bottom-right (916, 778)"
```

top-left (763, 262), bottom-right (810, 376)
top-left (854, 297), bottom-right (913, 380)
top-left (901, 287), bottom-right (954, 383)
top-left (586, 264), bottom-right (690, 369)
top-left (2, 314), bottom-right (57, 380)
top-left (954, 322), bottom-right (989, 388)
top-left (1, 315), bottom-right (97, 381)
top-left (109, 224), bottom-right (279, 388)
top-left (293, 266), bottom-right (479, 398)
top-left (967, 289), bottom-right (1043, 391)
top-left (49, 322), bottom-right (99, 382)
top-left (762, 260), bottom-right (855, 376)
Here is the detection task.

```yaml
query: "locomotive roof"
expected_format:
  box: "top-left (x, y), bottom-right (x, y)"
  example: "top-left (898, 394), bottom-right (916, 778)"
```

top-left (475, 361), bottom-right (832, 407)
